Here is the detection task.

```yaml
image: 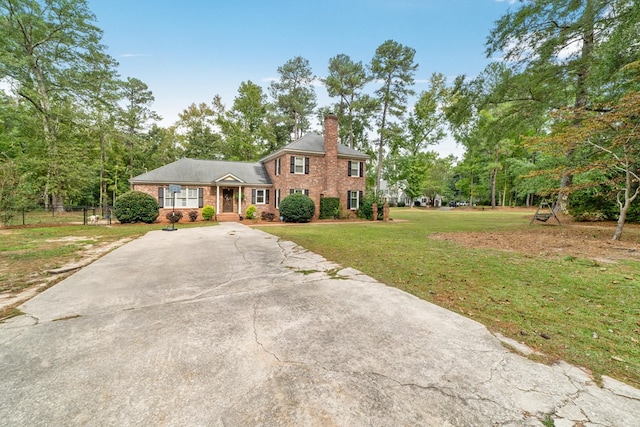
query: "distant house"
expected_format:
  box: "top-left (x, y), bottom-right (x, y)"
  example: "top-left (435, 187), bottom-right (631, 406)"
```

top-left (129, 115), bottom-right (369, 221)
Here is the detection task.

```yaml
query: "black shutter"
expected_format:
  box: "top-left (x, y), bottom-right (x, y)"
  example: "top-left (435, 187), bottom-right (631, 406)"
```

top-left (290, 189), bottom-right (294, 195)
top-left (158, 187), bottom-right (164, 207)
top-left (277, 189), bottom-right (280, 207)
top-left (252, 188), bottom-right (256, 204)
top-left (359, 161), bottom-right (363, 177)
top-left (304, 189), bottom-right (309, 196)
top-left (347, 191), bottom-right (351, 210)
top-left (348, 161), bottom-right (352, 176)
top-left (290, 156), bottom-right (295, 173)
top-left (265, 190), bottom-right (270, 204)
top-left (359, 191), bottom-right (363, 208)
top-left (198, 188), bottom-right (204, 208)
top-left (304, 157), bottom-right (310, 174)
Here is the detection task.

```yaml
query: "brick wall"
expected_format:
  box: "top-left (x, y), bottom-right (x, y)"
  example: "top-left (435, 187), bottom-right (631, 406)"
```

top-left (263, 116), bottom-right (367, 219)
top-left (131, 184), bottom-right (276, 222)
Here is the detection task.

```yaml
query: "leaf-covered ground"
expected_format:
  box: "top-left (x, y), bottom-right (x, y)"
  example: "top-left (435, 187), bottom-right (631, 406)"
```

top-left (429, 216), bottom-right (640, 264)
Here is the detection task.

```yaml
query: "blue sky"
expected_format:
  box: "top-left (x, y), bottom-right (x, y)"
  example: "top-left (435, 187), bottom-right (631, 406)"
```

top-left (88, 0), bottom-right (515, 157)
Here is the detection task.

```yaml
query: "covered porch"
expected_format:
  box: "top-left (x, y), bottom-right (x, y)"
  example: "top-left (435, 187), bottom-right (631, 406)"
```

top-left (214, 175), bottom-right (246, 222)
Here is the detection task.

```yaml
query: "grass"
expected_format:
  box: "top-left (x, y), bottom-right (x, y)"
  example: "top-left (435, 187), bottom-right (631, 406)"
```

top-left (256, 208), bottom-right (640, 388)
top-left (0, 221), bottom-right (218, 318)
top-left (3, 209), bottom-right (89, 226)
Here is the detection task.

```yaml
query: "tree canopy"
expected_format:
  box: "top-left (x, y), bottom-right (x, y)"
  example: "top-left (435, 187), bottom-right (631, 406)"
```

top-left (2, 0), bottom-right (640, 237)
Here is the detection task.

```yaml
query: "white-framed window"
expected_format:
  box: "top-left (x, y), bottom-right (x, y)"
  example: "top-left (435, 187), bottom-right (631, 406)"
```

top-left (348, 161), bottom-right (361, 177)
top-left (289, 189), bottom-right (309, 196)
top-left (275, 189), bottom-right (281, 209)
top-left (251, 188), bottom-right (270, 205)
top-left (290, 156), bottom-right (309, 174)
top-left (163, 187), bottom-right (201, 208)
top-left (347, 190), bottom-right (361, 210)
top-left (275, 158), bottom-right (281, 176)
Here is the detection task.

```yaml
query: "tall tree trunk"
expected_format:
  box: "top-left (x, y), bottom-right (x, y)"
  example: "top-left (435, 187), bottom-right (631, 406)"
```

top-left (613, 156), bottom-right (640, 241)
top-left (348, 104), bottom-right (355, 149)
top-left (376, 105), bottom-right (388, 193)
top-left (557, 0), bottom-right (595, 213)
top-left (469, 169), bottom-right (474, 207)
top-left (129, 139), bottom-right (134, 180)
top-left (34, 65), bottom-right (58, 210)
top-left (502, 176), bottom-right (507, 207)
top-left (100, 132), bottom-right (106, 212)
top-left (490, 167), bottom-right (498, 208)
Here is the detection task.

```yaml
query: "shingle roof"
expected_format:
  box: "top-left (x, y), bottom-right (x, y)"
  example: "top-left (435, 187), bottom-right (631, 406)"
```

top-left (260, 132), bottom-right (369, 162)
top-left (130, 158), bottom-right (272, 185)
top-left (131, 132), bottom-right (369, 185)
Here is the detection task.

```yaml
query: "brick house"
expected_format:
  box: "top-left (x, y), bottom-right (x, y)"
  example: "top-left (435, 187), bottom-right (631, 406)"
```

top-left (130, 114), bottom-right (369, 221)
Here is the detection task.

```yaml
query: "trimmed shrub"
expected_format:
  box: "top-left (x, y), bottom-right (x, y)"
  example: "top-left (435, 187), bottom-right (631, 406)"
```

top-left (114, 191), bottom-right (159, 224)
top-left (358, 192), bottom-right (384, 220)
top-left (319, 197), bottom-right (340, 219)
top-left (279, 193), bottom-right (316, 223)
top-left (245, 205), bottom-right (257, 219)
top-left (202, 205), bottom-right (215, 220)
top-left (166, 210), bottom-right (183, 223)
top-left (397, 201), bottom-right (406, 207)
top-left (188, 210), bottom-right (198, 222)
top-left (261, 211), bottom-right (275, 221)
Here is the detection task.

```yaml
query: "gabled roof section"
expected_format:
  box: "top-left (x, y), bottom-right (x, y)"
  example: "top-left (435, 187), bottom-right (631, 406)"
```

top-left (130, 158), bottom-right (272, 186)
top-left (260, 132), bottom-right (369, 162)
top-left (216, 173), bottom-right (244, 183)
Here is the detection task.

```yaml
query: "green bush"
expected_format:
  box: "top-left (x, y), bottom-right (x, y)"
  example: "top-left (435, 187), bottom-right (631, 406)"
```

top-left (202, 205), bottom-right (215, 220)
top-left (568, 188), bottom-right (640, 223)
top-left (358, 192), bottom-right (384, 220)
top-left (166, 210), bottom-right (184, 223)
top-left (114, 191), bottom-right (159, 224)
top-left (319, 197), bottom-right (340, 219)
top-left (245, 205), bottom-right (257, 219)
top-left (279, 193), bottom-right (316, 223)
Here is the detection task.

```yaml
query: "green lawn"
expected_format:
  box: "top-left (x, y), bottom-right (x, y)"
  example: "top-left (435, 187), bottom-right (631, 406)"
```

top-left (257, 208), bottom-right (640, 388)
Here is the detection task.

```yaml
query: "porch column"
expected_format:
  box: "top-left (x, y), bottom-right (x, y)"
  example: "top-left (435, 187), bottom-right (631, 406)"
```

top-left (216, 185), bottom-right (220, 215)
top-left (238, 186), bottom-right (242, 215)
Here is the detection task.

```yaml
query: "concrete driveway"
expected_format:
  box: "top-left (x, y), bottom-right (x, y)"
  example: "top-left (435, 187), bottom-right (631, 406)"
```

top-left (1, 222), bottom-right (639, 426)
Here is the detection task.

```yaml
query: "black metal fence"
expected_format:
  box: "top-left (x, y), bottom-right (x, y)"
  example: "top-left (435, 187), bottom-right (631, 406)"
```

top-left (3, 206), bottom-right (116, 227)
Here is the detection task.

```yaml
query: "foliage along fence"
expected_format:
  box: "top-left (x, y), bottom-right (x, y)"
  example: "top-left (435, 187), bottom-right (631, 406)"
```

top-left (2, 206), bottom-right (116, 227)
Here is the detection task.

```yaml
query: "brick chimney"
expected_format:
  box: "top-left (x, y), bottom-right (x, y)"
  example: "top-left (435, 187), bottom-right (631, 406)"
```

top-left (324, 114), bottom-right (339, 197)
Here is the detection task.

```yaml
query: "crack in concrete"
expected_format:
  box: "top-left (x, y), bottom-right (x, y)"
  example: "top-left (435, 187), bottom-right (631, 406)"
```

top-left (245, 303), bottom-right (593, 426)
top-left (0, 314), bottom-right (39, 345)
top-left (252, 300), bottom-right (283, 364)
top-left (231, 233), bottom-right (252, 266)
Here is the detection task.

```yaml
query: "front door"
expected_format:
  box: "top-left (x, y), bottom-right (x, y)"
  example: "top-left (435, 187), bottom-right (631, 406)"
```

top-left (223, 188), bottom-right (234, 213)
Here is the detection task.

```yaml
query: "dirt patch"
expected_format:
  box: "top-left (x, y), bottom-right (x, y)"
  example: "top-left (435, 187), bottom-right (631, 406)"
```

top-left (429, 219), bottom-right (640, 263)
top-left (0, 238), bottom-right (132, 315)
